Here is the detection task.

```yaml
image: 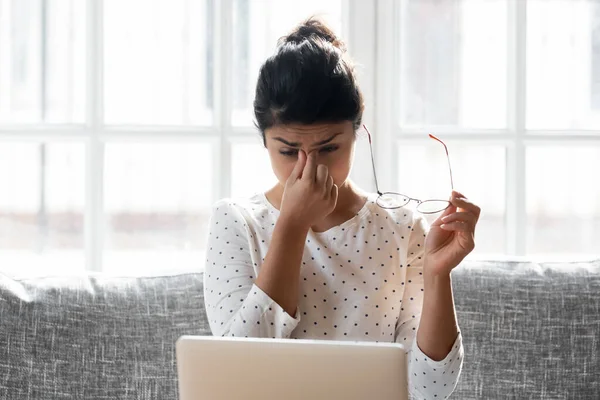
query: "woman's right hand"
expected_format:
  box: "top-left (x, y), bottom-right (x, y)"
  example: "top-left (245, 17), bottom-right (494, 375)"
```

top-left (279, 150), bottom-right (338, 231)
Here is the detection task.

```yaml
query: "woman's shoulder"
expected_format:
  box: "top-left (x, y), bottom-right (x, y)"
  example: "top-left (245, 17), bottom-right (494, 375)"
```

top-left (210, 192), bottom-right (272, 222)
top-left (212, 193), bottom-right (259, 209)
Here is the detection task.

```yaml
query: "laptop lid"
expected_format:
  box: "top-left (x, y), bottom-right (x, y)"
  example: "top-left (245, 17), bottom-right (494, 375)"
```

top-left (176, 335), bottom-right (409, 400)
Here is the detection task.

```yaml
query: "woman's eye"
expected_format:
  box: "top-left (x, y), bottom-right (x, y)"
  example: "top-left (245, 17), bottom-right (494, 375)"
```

top-left (280, 150), bottom-right (298, 157)
top-left (279, 146), bottom-right (338, 157)
top-left (320, 145), bottom-right (338, 153)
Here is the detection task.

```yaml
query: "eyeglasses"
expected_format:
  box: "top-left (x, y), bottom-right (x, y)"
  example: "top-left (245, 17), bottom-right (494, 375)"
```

top-left (363, 124), bottom-right (454, 214)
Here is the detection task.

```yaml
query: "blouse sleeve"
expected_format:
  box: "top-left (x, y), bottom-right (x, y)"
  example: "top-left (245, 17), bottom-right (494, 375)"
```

top-left (395, 213), bottom-right (464, 399)
top-left (203, 199), bottom-right (301, 339)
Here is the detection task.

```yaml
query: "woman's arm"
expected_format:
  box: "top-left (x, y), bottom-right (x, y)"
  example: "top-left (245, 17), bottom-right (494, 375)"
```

top-left (395, 211), bottom-right (464, 400)
top-left (418, 190), bottom-right (480, 359)
top-left (256, 149), bottom-right (337, 316)
top-left (255, 216), bottom-right (309, 317)
top-left (204, 200), bottom-right (303, 339)
top-left (417, 272), bottom-right (459, 360)
top-left (204, 150), bottom-right (337, 339)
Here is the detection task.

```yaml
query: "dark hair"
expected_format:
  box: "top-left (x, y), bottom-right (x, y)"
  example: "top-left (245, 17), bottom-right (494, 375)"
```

top-left (253, 18), bottom-right (364, 146)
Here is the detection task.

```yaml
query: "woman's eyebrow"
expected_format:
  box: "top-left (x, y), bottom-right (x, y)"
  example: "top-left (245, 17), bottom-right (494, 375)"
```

top-left (273, 132), bottom-right (342, 147)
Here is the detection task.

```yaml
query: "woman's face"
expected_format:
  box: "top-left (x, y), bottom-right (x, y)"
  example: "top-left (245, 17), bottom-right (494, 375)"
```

top-left (264, 121), bottom-right (356, 188)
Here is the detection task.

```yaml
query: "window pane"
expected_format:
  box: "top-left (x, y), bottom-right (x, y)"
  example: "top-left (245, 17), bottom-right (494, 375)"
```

top-left (104, 0), bottom-right (212, 125)
top-left (231, 0), bottom-right (343, 126)
top-left (0, 0), bottom-right (85, 124)
top-left (526, 147), bottom-right (600, 254)
top-left (399, 0), bottom-right (507, 129)
top-left (104, 143), bottom-right (213, 273)
top-left (0, 142), bottom-right (84, 276)
top-left (231, 142), bottom-right (276, 198)
top-left (397, 143), bottom-right (506, 254)
top-left (527, 0), bottom-right (600, 130)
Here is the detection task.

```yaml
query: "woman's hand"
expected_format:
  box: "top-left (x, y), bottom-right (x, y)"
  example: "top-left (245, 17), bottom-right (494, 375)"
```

top-left (279, 150), bottom-right (339, 230)
top-left (423, 190), bottom-right (480, 276)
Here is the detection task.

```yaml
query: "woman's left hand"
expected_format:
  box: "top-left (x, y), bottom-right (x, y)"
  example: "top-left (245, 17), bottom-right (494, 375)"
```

top-left (423, 190), bottom-right (481, 276)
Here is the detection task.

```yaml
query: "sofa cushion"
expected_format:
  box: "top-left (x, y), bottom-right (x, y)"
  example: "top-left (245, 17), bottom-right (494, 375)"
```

top-left (451, 258), bottom-right (600, 399)
top-left (0, 272), bottom-right (210, 400)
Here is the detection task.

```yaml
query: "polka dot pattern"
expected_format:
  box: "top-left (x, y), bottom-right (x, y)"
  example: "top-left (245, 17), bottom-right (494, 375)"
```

top-left (204, 194), bottom-right (463, 399)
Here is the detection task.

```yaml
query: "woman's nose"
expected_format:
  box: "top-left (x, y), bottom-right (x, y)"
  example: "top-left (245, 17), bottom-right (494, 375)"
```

top-left (305, 149), bottom-right (326, 164)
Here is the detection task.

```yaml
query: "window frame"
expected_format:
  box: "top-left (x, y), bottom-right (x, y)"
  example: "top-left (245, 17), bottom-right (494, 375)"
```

top-left (376, 0), bottom-right (600, 257)
top-left (1, 0), bottom-right (599, 273)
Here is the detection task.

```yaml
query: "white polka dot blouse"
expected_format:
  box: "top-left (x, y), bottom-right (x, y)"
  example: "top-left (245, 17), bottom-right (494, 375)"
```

top-left (204, 192), bottom-right (464, 400)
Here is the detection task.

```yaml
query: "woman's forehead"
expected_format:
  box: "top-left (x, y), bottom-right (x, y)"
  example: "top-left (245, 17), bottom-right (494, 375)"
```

top-left (266, 122), bottom-right (353, 144)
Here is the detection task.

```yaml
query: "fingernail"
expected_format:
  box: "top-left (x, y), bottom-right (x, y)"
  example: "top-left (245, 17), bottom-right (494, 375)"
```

top-left (442, 215), bottom-right (449, 222)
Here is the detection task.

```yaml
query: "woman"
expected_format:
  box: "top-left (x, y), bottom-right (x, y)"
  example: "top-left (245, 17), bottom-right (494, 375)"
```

top-left (204, 18), bottom-right (480, 399)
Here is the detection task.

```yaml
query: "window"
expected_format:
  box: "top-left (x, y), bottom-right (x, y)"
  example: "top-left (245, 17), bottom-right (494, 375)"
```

top-left (0, 0), bottom-right (344, 276)
top-left (0, 0), bottom-right (86, 276)
top-left (103, 0), bottom-right (213, 125)
top-left (387, 0), bottom-right (600, 256)
top-left (395, 0), bottom-right (508, 255)
top-left (527, 0), bottom-right (600, 129)
top-left (0, 0), bottom-right (598, 277)
top-left (103, 142), bottom-right (213, 274)
top-left (399, 0), bottom-right (507, 129)
top-left (231, 0), bottom-right (343, 126)
top-left (0, 142), bottom-right (84, 274)
top-left (0, 0), bottom-right (85, 124)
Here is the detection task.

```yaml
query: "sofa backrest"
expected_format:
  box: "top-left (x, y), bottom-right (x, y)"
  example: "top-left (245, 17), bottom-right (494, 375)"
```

top-left (0, 272), bottom-right (210, 399)
top-left (451, 259), bottom-right (600, 399)
top-left (1, 259), bottom-right (599, 399)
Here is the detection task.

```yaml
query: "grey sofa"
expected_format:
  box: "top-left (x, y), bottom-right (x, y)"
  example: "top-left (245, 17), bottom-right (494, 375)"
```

top-left (1, 258), bottom-right (599, 399)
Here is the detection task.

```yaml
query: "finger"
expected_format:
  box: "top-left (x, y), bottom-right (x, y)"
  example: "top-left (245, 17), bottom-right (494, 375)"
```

top-left (326, 175), bottom-right (334, 195)
top-left (431, 202), bottom-right (457, 226)
top-left (450, 194), bottom-right (481, 218)
top-left (316, 164), bottom-right (329, 187)
top-left (290, 149), bottom-right (307, 181)
top-left (439, 221), bottom-right (472, 232)
top-left (441, 211), bottom-right (477, 228)
top-left (303, 150), bottom-right (318, 182)
top-left (452, 190), bottom-right (466, 198)
top-left (331, 183), bottom-right (339, 206)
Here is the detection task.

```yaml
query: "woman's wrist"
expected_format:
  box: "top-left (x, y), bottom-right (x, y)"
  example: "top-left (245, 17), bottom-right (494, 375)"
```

top-left (423, 260), bottom-right (453, 294)
top-left (423, 271), bottom-right (452, 292)
top-left (278, 213), bottom-right (311, 235)
top-left (423, 258), bottom-right (452, 279)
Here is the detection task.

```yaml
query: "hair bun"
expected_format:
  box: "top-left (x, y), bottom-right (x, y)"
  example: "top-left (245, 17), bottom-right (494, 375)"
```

top-left (280, 18), bottom-right (346, 52)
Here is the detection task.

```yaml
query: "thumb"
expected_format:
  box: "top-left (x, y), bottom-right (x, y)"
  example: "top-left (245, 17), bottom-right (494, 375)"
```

top-left (331, 184), bottom-right (339, 205)
top-left (290, 150), bottom-right (306, 181)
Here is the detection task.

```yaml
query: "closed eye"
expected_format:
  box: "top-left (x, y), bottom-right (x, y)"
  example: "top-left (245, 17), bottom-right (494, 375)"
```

top-left (320, 145), bottom-right (338, 153)
top-left (280, 145), bottom-right (339, 157)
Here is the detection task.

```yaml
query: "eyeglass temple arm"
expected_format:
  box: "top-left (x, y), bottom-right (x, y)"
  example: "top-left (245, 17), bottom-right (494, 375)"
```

top-left (428, 134), bottom-right (454, 190)
top-left (363, 125), bottom-right (382, 196)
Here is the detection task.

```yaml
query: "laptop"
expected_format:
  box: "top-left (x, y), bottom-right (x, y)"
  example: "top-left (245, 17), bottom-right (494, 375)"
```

top-left (176, 335), bottom-right (409, 400)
